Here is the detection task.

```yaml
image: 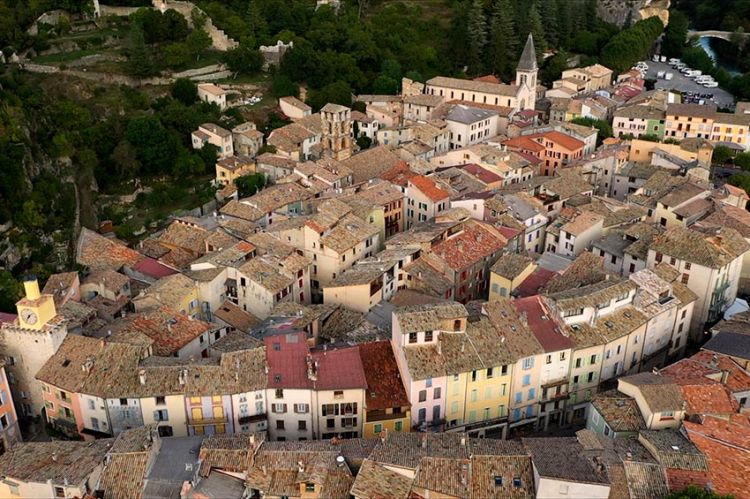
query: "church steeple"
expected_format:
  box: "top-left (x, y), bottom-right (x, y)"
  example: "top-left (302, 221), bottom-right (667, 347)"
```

top-left (517, 33), bottom-right (537, 72)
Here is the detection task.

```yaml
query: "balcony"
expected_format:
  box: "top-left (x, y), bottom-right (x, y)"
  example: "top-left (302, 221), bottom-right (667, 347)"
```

top-left (366, 408), bottom-right (407, 422)
top-left (188, 416), bottom-right (229, 426)
top-left (238, 413), bottom-right (267, 425)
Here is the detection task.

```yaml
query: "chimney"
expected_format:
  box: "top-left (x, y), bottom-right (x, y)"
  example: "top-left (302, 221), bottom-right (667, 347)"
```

top-left (100, 339), bottom-right (106, 350)
top-left (179, 369), bottom-right (187, 386)
top-left (51, 453), bottom-right (58, 462)
top-left (460, 436), bottom-right (466, 446)
top-left (262, 465), bottom-right (267, 476)
top-left (306, 354), bottom-right (317, 381)
top-left (297, 461), bottom-right (305, 473)
top-left (519, 312), bottom-right (528, 326)
top-left (421, 433), bottom-right (428, 449)
top-left (460, 461), bottom-right (468, 486)
top-left (721, 370), bottom-right (730, 384)
top-left (138, 369), bottom-right (146, 385)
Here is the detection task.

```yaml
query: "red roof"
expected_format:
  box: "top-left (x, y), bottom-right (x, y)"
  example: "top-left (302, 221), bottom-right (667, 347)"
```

top-left (513, 296), bottom-right (573, 352)
top-left (265, 332), bottom-right (312, 389)
top-left (311, 345), bottom-right (366, 390)
top-left (359, 341), bottom-right (410, 410)
top-left (0, 313), bottom-right (17, 326)
top-left (514, 268), bottom-right (557, 297)
top-left (496, 225), bottom-right (523, 240)
top-left (409, 175), bottom-right (450, 203)
top-left (132, 257), bottom-right (178, 279)
top-left (684, 416), bottom-right (750, 497)
top-left (516, 151), bottom-right (542, 166)
top-left (473, 75), bottom-right (502, 84)
top-left (462, 163), bottom-right (503, 184)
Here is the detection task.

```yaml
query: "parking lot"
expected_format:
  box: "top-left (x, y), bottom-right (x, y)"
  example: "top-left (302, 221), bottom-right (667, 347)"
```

top-left (643, 60), bottom-right (736, 109)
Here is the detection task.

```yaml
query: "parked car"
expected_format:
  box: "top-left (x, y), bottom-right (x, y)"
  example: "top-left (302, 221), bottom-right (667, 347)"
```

top-left (665, 72), bottom-right (674, 80)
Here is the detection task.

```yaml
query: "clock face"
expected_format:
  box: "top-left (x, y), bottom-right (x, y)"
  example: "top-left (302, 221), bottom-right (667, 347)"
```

top-left (21, 309), bottom-right (37, 325)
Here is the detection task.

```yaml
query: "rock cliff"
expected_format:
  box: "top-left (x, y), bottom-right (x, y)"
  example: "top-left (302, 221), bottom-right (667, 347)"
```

top-left (597, 0), bottom-right (670, 28)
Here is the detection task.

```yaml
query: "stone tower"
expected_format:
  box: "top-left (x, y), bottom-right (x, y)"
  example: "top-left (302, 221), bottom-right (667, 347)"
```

top-left (515, 33), bottom-right (538, 111)
top-left (321, 103), bottom-right (353, 161)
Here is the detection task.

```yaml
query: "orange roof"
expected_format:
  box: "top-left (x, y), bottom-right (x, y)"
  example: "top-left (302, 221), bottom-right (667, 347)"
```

top-left (381, 161), bottom-right (417, 187)
top-left (680, 383), bottom-right (739, 416)
top-left (529, 130), bottom-right (586, 151)
top-left (431, 221), bottom-right (507, 271)
top-left (502, 135), bottom-right (546, 154)
top-left (409, 175), bottom-right (450, 202)
top-left (473, 75), bottom-right (502, 84)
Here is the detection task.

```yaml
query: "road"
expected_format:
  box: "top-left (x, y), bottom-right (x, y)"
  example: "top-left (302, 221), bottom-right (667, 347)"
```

top-left (643, 60), bottom-right (736, 109)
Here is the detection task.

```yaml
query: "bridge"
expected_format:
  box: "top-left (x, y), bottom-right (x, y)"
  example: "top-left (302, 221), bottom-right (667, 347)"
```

top-left (687, 30), bottom-right (749, 42)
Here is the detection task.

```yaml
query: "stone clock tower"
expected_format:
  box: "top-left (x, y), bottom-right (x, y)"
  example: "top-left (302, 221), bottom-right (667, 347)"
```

top-left (0, 276), bottom-right (67, 418)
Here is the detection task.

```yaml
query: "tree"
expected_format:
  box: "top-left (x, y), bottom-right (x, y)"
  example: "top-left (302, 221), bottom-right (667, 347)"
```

top-left (664, 485), bottom-right (733, 499)
top-left (466, 0), bottom-right (487, 75)
top-left (571, 117), bottom-right (612, 146)
top-left (163, 42), bottom-right (191, 68)
top-left (307, 81), bottom-right (353, 111)
top-left (0, 271), bottom-right (22, 313)
top-left (712, 144), bottom-right (734, 165)
top-left (186, 27), bottom-right (211, 60)
top-left (125, 116), bottom-right (178, 174)
top-left (525, 1), bottom-right (547, 56)
top-left (662, 10), bottom-right (689, 58)
top-left (18, 200), bottom-right (45, 230)
top-left (245, 2), bottom-right (268, 45)
top-left (172, 78), bottom-right (198, 106)
top-left (372, 75), bottom-right (398, 94)
top-left (356, 135), bottom-right (372, 150)
top-left (163, 9), bottom-right (189, 42)
top-left (485, 0), bottom-right (517, 79)
top-left (223, 43), bottom-right (264, 75)
top-left (235, 173), bottom-right (267, 197)
top-left (110, 140), bottom-right (141, 182)
top-left (736, 151), bottom-right (750, 170)
top-left (271, 74), bottom-right (299, 98)
top-left (541, 0), bottom-right (559, 48)
top-left (127, 23), bottom-right (155, 77)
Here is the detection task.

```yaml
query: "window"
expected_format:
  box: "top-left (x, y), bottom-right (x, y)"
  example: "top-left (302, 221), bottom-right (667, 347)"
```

top-left (494, 476), bottom-right (503, 486)
top-left (575, 358), bottom-right (582, 368)
top-left (305, 483), bottom-right (316, 493)
top-left (156, 396), bottom-right (166, 406)
top-left (294, 404), bottom-right (309, 414)
top-left (54, 487), bottom-right (65, 498)
top-left (527, 388), bottom-right (535, 400)
top-left (513, 478), bottom-right (522, 488)
top-left (426, 378), bottom-right (433, 388)
top-left (408, 332), bottom-right (417, 344)
top-left (272, 403), bottom-right (287, 414)
top-left (154, 409), bottom-right (169, 422)
top-left (419, 390), bottom-right (427, 402)
top-left (685, 262), bottom-right (691, 270)
top-left (660, 411), bottom-right (675, 420)
top-left (395, 421), bottom-right (403, 431)
top-left (433, 387), bottom-right (441, 399)
top-left (563, 308), bottom-right (583, 318)
top-left (587, 372), bottom-right (595, 382)
top-left (275, 389), bottom-right (284, 399)
top-left (88, 399), bottom-right (95, 410)
top-left (522, 357), bottom-right (534, 370)
top-left (276, 420), bottom-right (285, 430)
top-left (119, 398), bottom-right (128, 406)
top-left (322, 404), bottom-right (339, 416)
top-left (374, 423), bottom-right (383, 433)
top-left (334, 390), bottom-right (344, 399)
top-left (590, 354), bottom-right (597, 364)
top-left (486, 367), bottom-right (494, 378)
top-left (522, 374), bottom-right (531, 386)
top-left (424, 330), bottom-right (433, 342)
top-left (298, 420), bottom-right (307, 431)
top-left (681, 273), bottom-right (689, 284)
top-left (546, 354), bottom-right (552, 364)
